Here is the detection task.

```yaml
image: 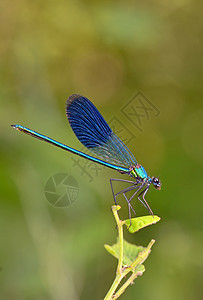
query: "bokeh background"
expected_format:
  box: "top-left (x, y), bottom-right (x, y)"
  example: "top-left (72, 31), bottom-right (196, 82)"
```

top-left (1, 1), bottom-right (203, 299)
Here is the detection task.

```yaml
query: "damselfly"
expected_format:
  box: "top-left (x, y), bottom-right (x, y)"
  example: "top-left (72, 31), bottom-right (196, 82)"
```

top-left (12, 94), bottom-right (161, 219)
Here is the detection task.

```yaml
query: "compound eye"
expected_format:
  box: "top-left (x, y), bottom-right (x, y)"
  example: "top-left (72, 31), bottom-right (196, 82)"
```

top-left (154, 177), bottom-right (159, 183)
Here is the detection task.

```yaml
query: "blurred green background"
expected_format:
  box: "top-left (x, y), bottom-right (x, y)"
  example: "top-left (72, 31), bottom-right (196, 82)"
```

top-left (1, 1), bottom-right (203, 299)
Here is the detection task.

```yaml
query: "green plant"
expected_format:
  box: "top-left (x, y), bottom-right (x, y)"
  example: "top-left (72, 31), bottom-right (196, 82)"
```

top-left (104, 205), bottom-right (161, 299)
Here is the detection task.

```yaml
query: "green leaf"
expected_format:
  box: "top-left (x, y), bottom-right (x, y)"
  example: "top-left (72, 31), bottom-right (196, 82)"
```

top-left (125, 215), bottom-right (161, 233)
top-left (134, 263), bottom-right (145, 274)
top-left (105, 239), bottom-right (144, 267)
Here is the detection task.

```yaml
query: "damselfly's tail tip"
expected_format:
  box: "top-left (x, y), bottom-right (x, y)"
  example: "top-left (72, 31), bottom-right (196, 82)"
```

top-left (11, 124), bottom-right (17, 129)
top-left (11, 124), bottom-right (20, 131)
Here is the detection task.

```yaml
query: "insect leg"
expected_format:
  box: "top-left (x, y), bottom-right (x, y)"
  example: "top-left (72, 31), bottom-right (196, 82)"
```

top-left (122, 184), bottom-right (145, 222)
top-left (123, 183), bottom-right (149, 210)
top-left (110, 178), bottom-right (137, 205)
top-left (123, 193), bottom-right (133, 227)
top-left (137, 185), bottom-right (153, 215)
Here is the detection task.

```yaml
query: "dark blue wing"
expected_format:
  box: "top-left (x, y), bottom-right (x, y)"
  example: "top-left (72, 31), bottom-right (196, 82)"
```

top-left (66, 94), bottom-right (137, 168)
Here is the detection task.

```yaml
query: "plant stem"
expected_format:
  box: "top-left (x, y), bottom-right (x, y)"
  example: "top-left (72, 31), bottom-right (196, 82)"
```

top-left (115, 210), bottom-right (123, 275)
top-left (113, 240), bottom-right (155, 299)
top-left (104, 206), bottom-right (156, 300)
top-left (104, 206), bottom-right (124, 300)
top-left (113, 272), bottom-right (139, 299)
top-left (104, 273), bottom-right (124, 300)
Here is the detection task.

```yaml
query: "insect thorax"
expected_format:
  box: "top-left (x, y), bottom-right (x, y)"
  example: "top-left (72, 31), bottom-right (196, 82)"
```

top-left (129, 164), bottom-right (148, 180)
